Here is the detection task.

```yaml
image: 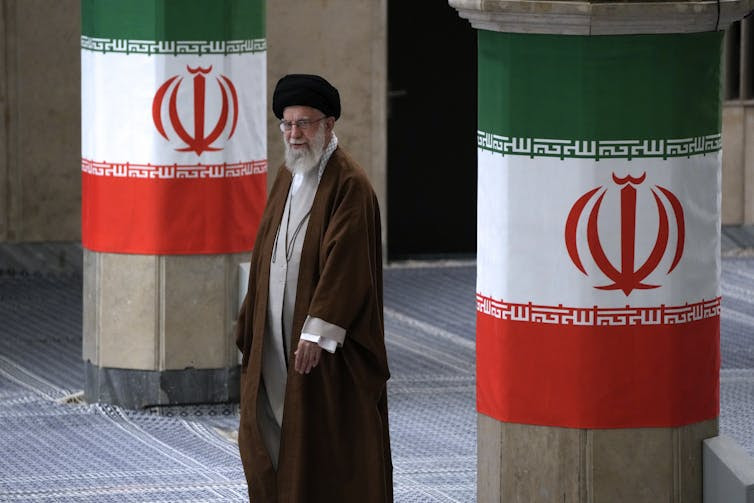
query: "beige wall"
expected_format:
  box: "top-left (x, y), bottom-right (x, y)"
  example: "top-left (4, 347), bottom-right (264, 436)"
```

top-left (722, 102), bottom-right (754, 225)
top-left (3, 1), bottom-right (752, 242)
top-left (1, 0), bottom-right (81, 242)
top-left (266, 0), bottom-right (388, 242)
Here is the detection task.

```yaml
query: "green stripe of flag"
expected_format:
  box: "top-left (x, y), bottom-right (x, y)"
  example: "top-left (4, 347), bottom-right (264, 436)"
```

top-left (478, 30), bottom-right (722, 141)
top-left (81, 0), bottom-right (265, 41)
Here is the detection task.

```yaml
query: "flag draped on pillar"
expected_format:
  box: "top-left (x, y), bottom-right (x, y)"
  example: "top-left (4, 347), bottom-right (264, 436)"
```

top-left (476, 31), bottom-right (722, 428)
top-left (81, 0), bottom-right (266, 254)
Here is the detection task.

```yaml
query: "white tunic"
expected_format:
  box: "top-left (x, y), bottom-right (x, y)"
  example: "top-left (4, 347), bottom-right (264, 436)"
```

top-left (258, 135), bottom-right (344, 469)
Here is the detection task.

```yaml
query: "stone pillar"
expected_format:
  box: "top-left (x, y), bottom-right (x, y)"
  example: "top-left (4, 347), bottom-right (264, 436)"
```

top-left (449, 2), bottom-right (753, 501)
top-left (1, 0), bottom-right (81, 242)
top-left (81, 0), bottom-right (266, 409)
top-left (265, 0), bottom-right (387, 246)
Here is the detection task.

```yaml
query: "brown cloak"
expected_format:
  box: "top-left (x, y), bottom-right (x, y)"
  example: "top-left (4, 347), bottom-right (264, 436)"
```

top-left (235, 146), bottom-right (393, 502)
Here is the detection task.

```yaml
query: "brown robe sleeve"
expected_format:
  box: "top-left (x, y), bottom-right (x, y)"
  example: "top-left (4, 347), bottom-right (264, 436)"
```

top-left (306, 170), bottom-right (385, 369)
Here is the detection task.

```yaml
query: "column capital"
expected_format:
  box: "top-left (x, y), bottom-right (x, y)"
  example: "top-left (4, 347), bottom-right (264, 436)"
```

top-left (449, 0), bottom-right (754, 35)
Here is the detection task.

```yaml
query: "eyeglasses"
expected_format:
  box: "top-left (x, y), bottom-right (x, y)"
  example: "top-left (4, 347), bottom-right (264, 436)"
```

top-left (279, 116), bottom-right (326, 132)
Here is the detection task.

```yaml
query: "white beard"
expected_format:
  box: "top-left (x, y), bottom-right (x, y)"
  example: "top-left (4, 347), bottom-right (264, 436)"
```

top-left (284, 125), bottom-right (327, 175)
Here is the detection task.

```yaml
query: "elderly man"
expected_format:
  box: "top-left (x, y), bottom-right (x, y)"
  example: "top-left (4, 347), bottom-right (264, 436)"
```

top-left (235, 74), bottom-right (393, 502)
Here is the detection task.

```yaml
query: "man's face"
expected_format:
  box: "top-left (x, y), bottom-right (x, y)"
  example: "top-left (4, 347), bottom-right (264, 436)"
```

top-left (283, 105), bottom-right (325, 149)
top-left (282, 105), bottom-right (333, 174)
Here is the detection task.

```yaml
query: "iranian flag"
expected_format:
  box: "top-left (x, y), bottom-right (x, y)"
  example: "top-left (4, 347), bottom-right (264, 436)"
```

top-left (476, 31), bottom-right (722, 428)
top-left (81, 0), bottom-right (266, 254)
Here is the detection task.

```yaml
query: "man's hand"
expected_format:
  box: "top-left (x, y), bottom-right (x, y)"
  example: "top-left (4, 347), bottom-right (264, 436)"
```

top-left (294, 340), bottom-right (322, 374)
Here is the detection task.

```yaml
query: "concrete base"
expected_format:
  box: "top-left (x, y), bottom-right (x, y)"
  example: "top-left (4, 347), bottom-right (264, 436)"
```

top-left (84, 361), bottom-right (240, 410)
top-left (83, 249), bottom-right (248, 408)
top-left (479, 413), bottom-right (718, 502)
top-left (704, 435), bottom-right (754, 503)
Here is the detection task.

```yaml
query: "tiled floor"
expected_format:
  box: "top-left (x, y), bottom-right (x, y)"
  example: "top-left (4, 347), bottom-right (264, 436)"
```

top-left (1, 231), bottom-right (754, 501)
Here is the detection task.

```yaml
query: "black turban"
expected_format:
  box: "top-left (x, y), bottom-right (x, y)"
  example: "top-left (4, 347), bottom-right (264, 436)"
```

top-left (272, 74), bottom-right (341, 120)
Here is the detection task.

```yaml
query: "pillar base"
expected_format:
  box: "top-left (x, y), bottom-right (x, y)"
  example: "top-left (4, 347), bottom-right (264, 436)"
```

top-left (84, 361), bottom-right (240, 410)
top-left (83, 250), bottom-right (248, 409)
top-left (478, 413), bottom-right (719, 503)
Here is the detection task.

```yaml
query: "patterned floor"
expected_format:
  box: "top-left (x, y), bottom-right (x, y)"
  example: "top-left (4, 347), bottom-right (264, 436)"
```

top-left (0, 237), bottom-right (753, 501)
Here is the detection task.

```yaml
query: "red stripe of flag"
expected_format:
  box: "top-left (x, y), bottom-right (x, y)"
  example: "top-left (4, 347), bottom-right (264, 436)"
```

top-left (82, 172), bottom-right (266, 254)
top-left (476, 312), bottom-right (719, 428)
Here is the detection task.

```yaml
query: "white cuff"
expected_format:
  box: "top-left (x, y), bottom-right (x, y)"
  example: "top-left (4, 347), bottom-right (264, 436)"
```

top-left (300, 332), bottom-right (338, 353)
top-left (302, 316), bottom-right (346, 344)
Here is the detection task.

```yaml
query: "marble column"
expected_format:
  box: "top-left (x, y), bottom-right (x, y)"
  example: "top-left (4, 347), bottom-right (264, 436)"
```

top-left (81, 0), bottom-right (267, 409)
top-left (449, 1), bottom-right (753, 501)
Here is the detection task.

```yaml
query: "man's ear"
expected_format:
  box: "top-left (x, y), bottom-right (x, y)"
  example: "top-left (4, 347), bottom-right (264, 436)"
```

top-left (326, 117), bottom-right (336, 132)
